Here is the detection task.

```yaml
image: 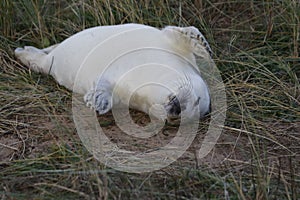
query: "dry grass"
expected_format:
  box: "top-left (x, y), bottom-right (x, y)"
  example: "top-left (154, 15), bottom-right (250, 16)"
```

top-left (1, 0), bottom-right (299, 199)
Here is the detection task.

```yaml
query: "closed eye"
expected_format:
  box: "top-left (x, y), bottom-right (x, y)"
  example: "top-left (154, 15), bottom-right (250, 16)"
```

top-left (194, 97), bottom-right (201, 106)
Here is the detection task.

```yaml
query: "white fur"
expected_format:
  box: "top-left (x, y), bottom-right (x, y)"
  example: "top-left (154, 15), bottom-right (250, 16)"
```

top-left (15, 23), bottom-right (211, 121)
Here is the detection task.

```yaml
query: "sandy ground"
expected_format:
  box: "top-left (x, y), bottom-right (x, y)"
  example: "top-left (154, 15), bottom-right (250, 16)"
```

top-left (1, 107), bottom-right (299, 175)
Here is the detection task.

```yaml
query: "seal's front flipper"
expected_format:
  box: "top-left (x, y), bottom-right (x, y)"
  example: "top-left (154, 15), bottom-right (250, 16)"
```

top-left (84, 80), bottom-right (113, 115)
top-left (162, 26), bottom-right (213, 59)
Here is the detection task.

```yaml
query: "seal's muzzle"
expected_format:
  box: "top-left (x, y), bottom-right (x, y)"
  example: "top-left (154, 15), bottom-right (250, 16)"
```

top-left (164, 95), bottom-right (187, 121)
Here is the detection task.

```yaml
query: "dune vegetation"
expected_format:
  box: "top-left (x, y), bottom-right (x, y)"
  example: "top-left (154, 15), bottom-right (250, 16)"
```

top-left (0, 0), bottom-right (299, 199)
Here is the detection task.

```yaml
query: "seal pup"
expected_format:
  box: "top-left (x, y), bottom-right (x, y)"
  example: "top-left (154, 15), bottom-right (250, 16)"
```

top-left (14, 24), bottom-right (213, 122)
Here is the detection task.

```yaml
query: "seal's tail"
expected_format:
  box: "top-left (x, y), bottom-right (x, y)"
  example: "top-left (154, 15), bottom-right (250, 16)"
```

top-left (14, 46), bottom-right (50, 74)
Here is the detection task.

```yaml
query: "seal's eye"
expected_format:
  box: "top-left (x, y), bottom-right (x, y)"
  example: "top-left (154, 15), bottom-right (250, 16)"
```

top-left (194, 97), bottom-right (201, 106)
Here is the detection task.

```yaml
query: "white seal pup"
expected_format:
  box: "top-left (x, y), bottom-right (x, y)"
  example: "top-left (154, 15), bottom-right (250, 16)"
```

top-left (14, 24), bottom-right (213, 122)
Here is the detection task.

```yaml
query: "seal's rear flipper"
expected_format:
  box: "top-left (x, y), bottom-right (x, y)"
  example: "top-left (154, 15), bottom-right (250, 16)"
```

top-left (14, 46), bottom-right (51, 74)
top-left (162, 26), bottom-right (213, 59)
top-left (42, 44), bottom-right (59, 54)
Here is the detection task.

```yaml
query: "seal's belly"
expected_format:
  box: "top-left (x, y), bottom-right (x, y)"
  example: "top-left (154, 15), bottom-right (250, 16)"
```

top-left (48, 24), bottom-right (194, 94)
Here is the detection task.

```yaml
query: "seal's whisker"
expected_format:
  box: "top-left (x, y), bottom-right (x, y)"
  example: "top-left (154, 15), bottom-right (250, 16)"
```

top-left (175, 72), bottom-right (193, 100)
top-left (163, 72), bottom-right (193, 117)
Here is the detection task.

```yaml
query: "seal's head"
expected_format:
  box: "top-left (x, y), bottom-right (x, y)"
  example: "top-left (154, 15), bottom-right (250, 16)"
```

top-left (163, 72), bottom-right (210, 123)
top-left (92, 57), bottom-right (210, 124)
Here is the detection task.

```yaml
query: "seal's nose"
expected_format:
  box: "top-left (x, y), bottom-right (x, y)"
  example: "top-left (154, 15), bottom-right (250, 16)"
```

top-left (169, 96), bottom-right (181, 116)
top-left (165, 95), bottom-right (186, 119)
